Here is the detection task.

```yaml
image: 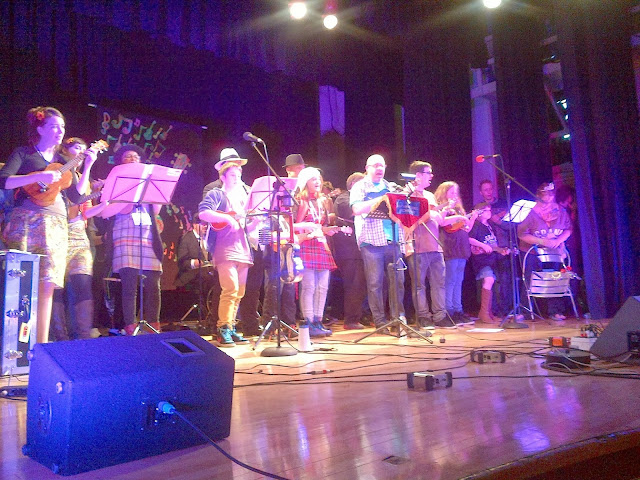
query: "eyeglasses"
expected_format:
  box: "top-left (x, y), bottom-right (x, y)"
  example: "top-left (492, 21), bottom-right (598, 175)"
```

top-left (123, 153), bottom-right (140, 160)
top-left (418, 170), bottom-right (433, 175)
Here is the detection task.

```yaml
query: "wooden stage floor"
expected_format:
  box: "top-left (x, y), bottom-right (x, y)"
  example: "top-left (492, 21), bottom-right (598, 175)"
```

top-left (3, 318), bottom-right (640, 480)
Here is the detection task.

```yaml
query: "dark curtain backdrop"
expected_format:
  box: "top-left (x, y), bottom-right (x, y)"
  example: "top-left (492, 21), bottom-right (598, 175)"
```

top-left (402, 4), bottom-right (482, 208)
top-left (0, 1), bottom-right (408, 186)
top-left (0, 4), bottom-right (320, 177)
top-left (491, 6), bottom-right (552, 201)
top-left (555, 0), bottom-right (640, 318)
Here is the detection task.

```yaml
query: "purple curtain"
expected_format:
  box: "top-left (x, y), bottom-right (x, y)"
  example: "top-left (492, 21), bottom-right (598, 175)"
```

top-left (554, 0), bottom-right (640, 317)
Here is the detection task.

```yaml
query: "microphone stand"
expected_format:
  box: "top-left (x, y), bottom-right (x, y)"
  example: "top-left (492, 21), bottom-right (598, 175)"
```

top-left (482, 155), bottom-right (535, 329)
top-left (247, 140), bottom-right (298, 357)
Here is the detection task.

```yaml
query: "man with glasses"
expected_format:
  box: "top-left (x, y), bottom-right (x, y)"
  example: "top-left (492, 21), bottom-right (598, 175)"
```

top-left (350, 154), bottom-right (406, 332)
top-left (405, 161), bottom-right (467, 329)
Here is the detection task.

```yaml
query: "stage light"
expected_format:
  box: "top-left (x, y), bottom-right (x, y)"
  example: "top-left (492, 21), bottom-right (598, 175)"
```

top-left (289, 2), bottom-right (307, 20)
top-left (323, 14), bottom-right (338, 30)
top-left (483, 0), bottom-right (502, 8)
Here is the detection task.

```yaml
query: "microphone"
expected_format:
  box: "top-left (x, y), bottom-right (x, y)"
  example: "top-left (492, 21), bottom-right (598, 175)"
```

top-left (243, 132), bottom-right (264, 143)
top-left (404, 181), bottom-right (415, 200)
top-left (398, 172), bottom-right (416, 181)
top-left (475, 154), bottom-right (500, 163)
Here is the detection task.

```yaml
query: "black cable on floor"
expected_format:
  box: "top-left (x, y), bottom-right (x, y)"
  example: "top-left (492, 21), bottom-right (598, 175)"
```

top-left (157, 402), bottom-right (291, 480)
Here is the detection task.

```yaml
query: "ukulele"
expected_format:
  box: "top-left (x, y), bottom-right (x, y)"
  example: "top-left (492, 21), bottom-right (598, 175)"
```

top-left (443, 209), bottom-right (481, 233)
top-left (209, 211), bottom-right (243, 230)
top-left (24, 140), bottom-right (109, 207)
top-left (470, 244), bottom-right (510, 256)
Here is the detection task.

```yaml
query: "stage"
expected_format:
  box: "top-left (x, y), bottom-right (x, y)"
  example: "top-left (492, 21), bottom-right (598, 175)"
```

top-left (3, 318), bottom-right (640, 480)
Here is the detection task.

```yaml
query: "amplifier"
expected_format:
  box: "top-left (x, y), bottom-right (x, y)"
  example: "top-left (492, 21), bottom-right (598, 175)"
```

top-left (23, 331), bottom-right (234, 475)
top-left (0, 250), bottom-right (40, 375)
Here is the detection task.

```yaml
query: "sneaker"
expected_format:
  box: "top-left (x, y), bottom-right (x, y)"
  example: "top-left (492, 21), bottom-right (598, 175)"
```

top-left (418, 317), bottom-right (436, 330)
top-left (217, 326), bottom-right (236, 348)
top-left (323, 316), bottom-right (339, 326)
top-left (455, 312), bottom-right (475, 326)
top-left (344, 322), bottom-right (366, 330)
top-left (230, 327), bottom-right (250, 344)
top-left (434, 318), bottom-right (457, 329)
top-left (550, 313), bottom-right (566, 322)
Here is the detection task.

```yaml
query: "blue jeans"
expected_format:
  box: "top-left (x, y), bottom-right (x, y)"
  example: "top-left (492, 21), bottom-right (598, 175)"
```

top-left (445, 258), bottom-right (466, 314)
top-left (360, 244), bottom-right (405, 326)
top-left (407, 252), bottom-right (446, 323)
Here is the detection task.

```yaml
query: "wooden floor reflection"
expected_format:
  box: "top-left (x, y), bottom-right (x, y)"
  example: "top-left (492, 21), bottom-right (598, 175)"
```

top-left (3, 318), bottom-right (640, 480)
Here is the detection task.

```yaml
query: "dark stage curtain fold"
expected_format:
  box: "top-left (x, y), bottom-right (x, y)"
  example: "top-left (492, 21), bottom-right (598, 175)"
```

top-left (555, 0), bottom-right (640, 318)
top-left (492, 8), bottom-right (551, 200)
top-left (402, 7), bottom-right (480, 206)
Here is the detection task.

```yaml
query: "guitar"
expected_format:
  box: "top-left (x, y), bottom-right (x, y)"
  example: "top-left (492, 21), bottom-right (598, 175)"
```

top-left (24, 140), bottom-right (109, 207)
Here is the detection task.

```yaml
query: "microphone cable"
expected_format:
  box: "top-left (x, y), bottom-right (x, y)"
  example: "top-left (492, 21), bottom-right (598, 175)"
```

top-left (156, 402), bottom-right (291, 480)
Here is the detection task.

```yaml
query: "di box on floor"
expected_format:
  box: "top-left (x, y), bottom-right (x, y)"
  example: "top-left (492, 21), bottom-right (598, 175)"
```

top-left (23, 331), bottom-right (234, 476)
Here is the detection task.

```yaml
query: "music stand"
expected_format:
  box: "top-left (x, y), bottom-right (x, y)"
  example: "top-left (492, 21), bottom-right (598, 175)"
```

top-left (101, 163), bottom-right (182, 335)
top-left (248, 182), bottom-right (299, 355)
top-left (499, 197), bottom-right (537, 329)
top-left (244, 144), bottom-right (299, 357)
top-left (355, 195), bottom-right (433, 344)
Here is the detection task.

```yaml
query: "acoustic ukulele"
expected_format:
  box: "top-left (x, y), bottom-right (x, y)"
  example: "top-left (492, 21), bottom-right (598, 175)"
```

top-left (470, 244), bottom-right (510, 256)
top-left (24, 140), bottom-right (109, 207)
top-left (443, 209), bottom-right (481, 233)
top-left (209, 211), bottom-right (243, 230)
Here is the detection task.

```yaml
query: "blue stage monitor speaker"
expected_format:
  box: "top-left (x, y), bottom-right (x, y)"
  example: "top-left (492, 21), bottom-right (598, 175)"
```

top-left (23, 331), bottom-right (234, 476)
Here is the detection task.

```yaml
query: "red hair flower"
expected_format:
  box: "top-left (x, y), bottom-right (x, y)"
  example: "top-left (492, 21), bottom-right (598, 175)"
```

top-left (35, 111), bottom-right (45, 121)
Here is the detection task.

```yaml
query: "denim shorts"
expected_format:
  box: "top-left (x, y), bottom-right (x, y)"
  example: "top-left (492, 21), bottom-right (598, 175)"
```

top-left (475, 265), bottom-right (496, 281)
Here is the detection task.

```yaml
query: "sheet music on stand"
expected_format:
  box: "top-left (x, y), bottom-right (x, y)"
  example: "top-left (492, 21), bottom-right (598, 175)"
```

top-left (100, 163), bottom-right (183, 218)
top-left (246, 175), bottom-right (297, 214)
top-left (502, 199), bottom-right (537, 224)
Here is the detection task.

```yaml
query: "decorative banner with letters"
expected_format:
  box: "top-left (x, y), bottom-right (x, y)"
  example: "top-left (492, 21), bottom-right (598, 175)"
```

top-left (96, 107), bottom-right (205, 290)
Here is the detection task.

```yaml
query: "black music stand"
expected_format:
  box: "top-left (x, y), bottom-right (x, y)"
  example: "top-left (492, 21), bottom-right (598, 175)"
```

top-left (355, 196), bottom-right (433, 344)
top-left (500, 198), bottom-right (537, 327)
top-left (101, 163), bottom-right (182, 335)
top-left (244, 146), bottom-right (299, 357)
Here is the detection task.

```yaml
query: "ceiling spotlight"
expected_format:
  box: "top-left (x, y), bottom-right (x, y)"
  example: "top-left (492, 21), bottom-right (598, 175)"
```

top-left (289, 2), bottom-right (307, 20)
top-left (483, 0), bottom-right (502, 8)
top-left (323, 14), bottom-right (338, 30)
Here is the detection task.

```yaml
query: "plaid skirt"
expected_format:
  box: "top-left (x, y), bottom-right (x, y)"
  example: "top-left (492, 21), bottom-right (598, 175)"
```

top-left (299, 238), bottom-right (337, 271)
top-left (4, 207), bottom-right (68, 287)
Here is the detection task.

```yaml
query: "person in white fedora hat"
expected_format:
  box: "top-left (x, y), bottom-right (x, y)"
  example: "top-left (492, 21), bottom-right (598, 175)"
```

top-left (199, 151), bottom-right (253, 347)
top-left (215, 147), bottom-right (247, 171)
top-left (203, 147), bottom-right (249, 198)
